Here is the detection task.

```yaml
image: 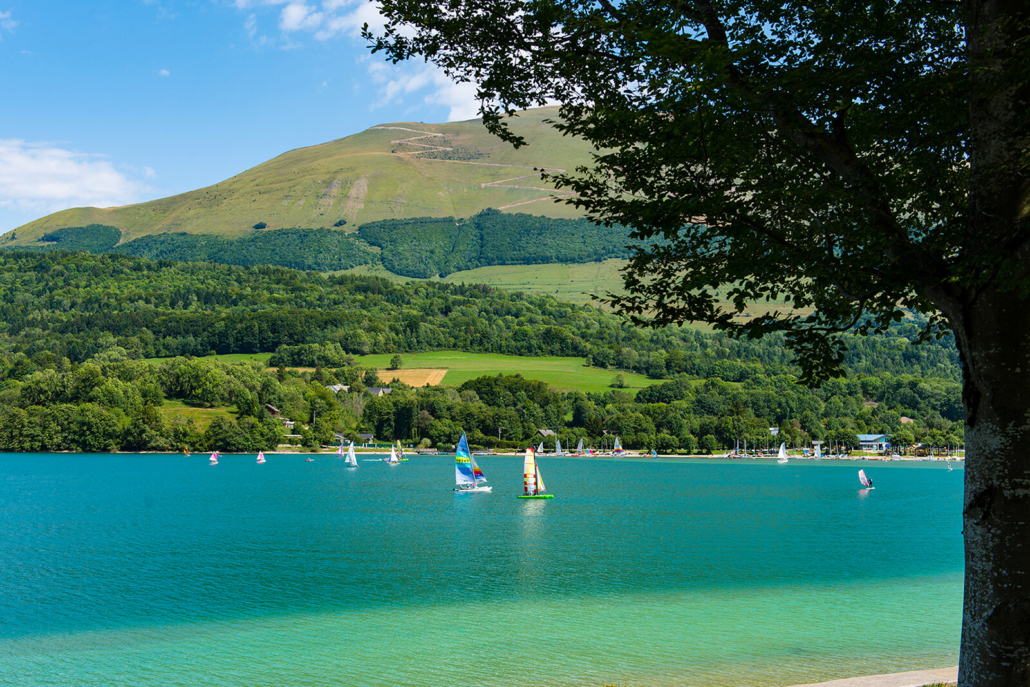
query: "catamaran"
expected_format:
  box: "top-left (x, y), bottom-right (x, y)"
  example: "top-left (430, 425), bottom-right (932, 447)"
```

top-left (345, 442), bottom-right (358, 468)
top-left (519, 447), bottom-right (553, 499)
top-left (613, 437), bottom-right (624, 455)
top-left (256, 451), bottom-right (266, 464)
top-left (777, 443), bottom-right (788, 463)
top-left (209, 451), bottom-right (218, 465)
top-left (454, 433), bottom-right (491, 492)
top-left (859, 469), bottom-right (874, 489)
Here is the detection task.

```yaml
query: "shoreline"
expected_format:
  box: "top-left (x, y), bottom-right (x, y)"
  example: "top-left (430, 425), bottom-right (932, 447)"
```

top-left (787, 666), bottom-right (957, 687)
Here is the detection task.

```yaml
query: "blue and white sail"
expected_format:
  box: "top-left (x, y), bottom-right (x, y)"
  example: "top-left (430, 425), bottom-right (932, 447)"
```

top-left (455, 433), bottom-right (489, 491)
top-left (455, 433), bottom-right (477, 486)
top-left (345, 442), bottom-right (358, 468)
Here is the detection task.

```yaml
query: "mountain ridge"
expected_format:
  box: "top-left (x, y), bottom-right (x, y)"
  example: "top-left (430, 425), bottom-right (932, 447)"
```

top-left (4, 108), bottom-right (594, 247)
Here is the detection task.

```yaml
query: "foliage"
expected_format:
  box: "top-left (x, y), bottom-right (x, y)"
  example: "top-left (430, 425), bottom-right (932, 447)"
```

top-left (12, 225), bottom-right (122, 254)
top-left (358, 209), bottom-right (633, 278)
top-left (109, 228), bottom-right (377, 271)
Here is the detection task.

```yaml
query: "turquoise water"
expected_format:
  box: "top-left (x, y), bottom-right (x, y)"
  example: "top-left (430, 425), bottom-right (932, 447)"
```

top-left (0, 453), bottom-right (962, 686)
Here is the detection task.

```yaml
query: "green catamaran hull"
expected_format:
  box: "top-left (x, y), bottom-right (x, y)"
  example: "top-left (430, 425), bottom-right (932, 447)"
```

top-left (518, 494), bottom-right (554, 499)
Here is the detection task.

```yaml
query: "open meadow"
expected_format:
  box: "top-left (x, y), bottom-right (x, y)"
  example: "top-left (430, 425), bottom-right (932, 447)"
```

top-left (352, 351), bottom-right (658, 394)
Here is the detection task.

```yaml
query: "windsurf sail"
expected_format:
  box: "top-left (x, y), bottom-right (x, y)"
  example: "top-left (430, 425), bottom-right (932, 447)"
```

top-left (523, 447), bottom-right (537, 494)
top-left (777, 443), bottom-right (788, 463)
top-left (859, 469), bottom-right (872, 487)
top-left (455, 433), bottom-right (476, 486)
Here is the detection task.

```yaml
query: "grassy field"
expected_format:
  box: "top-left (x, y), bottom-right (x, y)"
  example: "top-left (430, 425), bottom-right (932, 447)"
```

top-left (158, 400), bottom-right (238, 432)
top-left (342, 259), bottom-right (813, 324)
top-left (354, 351), bottom-right (659, 394)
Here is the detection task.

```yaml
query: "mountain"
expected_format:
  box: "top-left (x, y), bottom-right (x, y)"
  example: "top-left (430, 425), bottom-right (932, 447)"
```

top-left (3, 107), bottom-right (594, 247)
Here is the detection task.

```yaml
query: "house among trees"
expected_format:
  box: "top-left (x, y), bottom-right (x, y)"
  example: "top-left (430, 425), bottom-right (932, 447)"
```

top-left (536, 429), bottom-right (556, 438)
top-left (357, 433), bottom-right (375, 446)
top-left (326, 384), bottom-right (350, 394)
top-left (264, 404), bottom-right (280, 417)
top-left (857, 434), bottom-right (891, 451)
top-left (367, 387), bottom-right (393, 397)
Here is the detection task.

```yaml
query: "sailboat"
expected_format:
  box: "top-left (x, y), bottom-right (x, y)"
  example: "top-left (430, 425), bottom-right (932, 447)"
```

top-left (537, 440), bottom-right (545, 454)
top-left (613, 437), bottom-right (624, 455)
top-left (555, 437), bottom-right (564, 456)
top-left (574, 438), bottom-right (584, 456)
top-left (518, 447), bottom-right (553, 499)
top-left (384, 446), bottom-right (400, 465)
top-left (454, 433), bottom-right (491, 492)
top-left (777, 443), bottom-right (788, 463)
top-left (814, 444), bottom-right (823, 460)
top-left (345, 442), bottom-right (358, 468)
top-left (859, 469), bottom-right (874, 489)
top-left (652, 448), bottom-right (658, 459)
top-left (395, 440), bottom-right (409, 460)
top-left (256, 451), bottom-right (266, 464)
top-left (209, 451), bottom-right (218, 465)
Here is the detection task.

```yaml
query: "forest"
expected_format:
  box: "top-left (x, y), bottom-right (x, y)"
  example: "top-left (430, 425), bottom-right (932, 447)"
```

top-left (358, 209), bottom-right (634, 277)
top-left (3, 210), bottom-right (636, 277)
top-left (0, 250), bottom-right (963, 453)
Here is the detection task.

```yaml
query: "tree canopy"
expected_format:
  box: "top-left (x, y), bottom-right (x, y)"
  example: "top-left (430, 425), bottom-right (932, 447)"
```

top-left (365, 0), bottom-right (1029, 682)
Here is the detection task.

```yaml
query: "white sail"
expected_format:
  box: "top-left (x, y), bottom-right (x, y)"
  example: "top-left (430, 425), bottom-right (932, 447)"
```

top-left (535, 462), bottom-right (546, 493)
top-left (345, 443), bottom-right (358, 467)
top-left (555, 438), bottom-right (563, 455)
top-left (523, 447), bottom-right (537, 494)
top-left (576, 439), bottom-right (584, 453)
top-left (814, 444), bottom-right (822, 458)
top-left (777, 443), bottom-right (788, 463)
top-left (613, 437), bottom-right (623, 452)
top-left (537, 441), bottom-right (544, 454)
top-left (859, 469), bottom-right (871, 487)
top-left (388, 446), bottom-right (399, 464)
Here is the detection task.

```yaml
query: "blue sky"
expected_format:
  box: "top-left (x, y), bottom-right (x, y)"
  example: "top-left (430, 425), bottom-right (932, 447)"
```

top-left (0, 0), bottom-right (480, 234)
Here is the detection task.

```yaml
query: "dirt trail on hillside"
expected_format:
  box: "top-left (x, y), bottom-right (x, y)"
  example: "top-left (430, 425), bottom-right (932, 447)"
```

top-left (369, 127), bottom-right (578, 208)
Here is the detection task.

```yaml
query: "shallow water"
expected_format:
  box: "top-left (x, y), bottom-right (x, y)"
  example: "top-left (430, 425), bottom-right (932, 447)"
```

top-left (0, 453), bottom-right (962, 686)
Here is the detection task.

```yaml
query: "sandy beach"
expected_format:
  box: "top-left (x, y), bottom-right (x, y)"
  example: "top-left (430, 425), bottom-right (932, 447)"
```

top-left (788, 666), bottom-right (957, 687)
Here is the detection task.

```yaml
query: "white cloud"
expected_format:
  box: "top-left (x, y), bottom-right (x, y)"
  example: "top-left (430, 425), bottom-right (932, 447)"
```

top-left (367, 62), bottom-right (480, 122)
top-left (280, 2), bottom-right (323, 32)
top-left (159, 68), bottom-right (170, 77)
top-left (0, 10), bottom-right (18, 38)
top-left (0, 140), bottom-right (149, 214)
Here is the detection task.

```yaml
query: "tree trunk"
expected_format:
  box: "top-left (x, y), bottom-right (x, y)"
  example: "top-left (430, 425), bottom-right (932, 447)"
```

top-left (953, 0), bottom-right (1030, 681)
top-left (943, 289), bottom-right (1030, 685)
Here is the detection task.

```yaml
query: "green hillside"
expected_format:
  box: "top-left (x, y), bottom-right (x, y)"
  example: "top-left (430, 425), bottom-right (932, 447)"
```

top-left (2, 107), bottom-right (592, 247)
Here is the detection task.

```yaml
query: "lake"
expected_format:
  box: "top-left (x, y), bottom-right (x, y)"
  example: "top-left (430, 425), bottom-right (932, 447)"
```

top-left (0, 453), bottom-right (963, 686)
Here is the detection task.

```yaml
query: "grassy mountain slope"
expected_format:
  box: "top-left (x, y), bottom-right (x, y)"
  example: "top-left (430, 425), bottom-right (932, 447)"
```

top-left (4, 108), bottom-right (593, 246)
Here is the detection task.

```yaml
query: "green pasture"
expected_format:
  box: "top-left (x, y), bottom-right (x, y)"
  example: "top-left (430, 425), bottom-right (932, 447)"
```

top-left (352, 351), bottom-right (659, 394)
top-left (158, 400), bottom-right (238, 432)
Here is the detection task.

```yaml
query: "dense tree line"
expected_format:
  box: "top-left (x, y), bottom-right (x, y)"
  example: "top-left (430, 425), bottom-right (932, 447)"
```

top-left (0, 347), bottom-right (962, 454)
top-left (0, 251), bottom-right (961, 389)
top-left (358, 208), bottom-right (635, 277)
top-left (0, 224), bottom-right (378, 272)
